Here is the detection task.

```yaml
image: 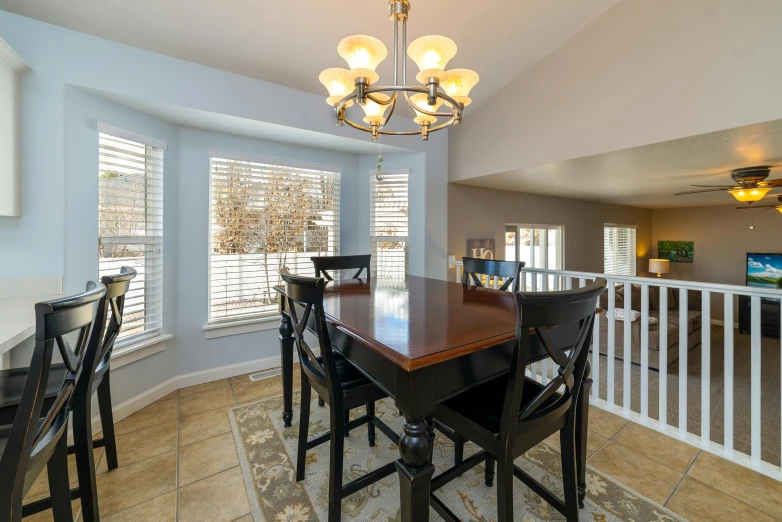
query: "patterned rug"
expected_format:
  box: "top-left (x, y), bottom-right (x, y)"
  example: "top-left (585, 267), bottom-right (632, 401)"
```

top-left (229, 392), bottom-right (686, 521)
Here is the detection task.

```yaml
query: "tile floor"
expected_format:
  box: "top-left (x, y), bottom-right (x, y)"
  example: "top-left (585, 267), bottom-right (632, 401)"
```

top-left (22, 366), bottom-right (782, 521)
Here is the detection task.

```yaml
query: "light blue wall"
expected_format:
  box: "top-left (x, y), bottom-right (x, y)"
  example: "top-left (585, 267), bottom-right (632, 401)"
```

top-left (0, 11), bottom-right (449, 405)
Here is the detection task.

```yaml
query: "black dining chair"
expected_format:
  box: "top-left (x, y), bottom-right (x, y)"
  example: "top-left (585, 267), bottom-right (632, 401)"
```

top-left (461, 257), bottom-right (524, 292)
top-left (311, 254), bottom-right (371, 281)
top-left (431, 278), bottom-right (607, 522)
top-left (0, 267), bottom-right (136, 522)
top-left (279, 272), bottom-right (398, 522)
top-left (0, 282), bottom-right (107, 522)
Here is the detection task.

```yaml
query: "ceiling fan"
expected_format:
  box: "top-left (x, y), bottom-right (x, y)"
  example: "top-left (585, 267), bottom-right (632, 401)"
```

top-left (735, 194), bottom-right (782, 214)
top-left (674, 166), bottom-right (782, 203)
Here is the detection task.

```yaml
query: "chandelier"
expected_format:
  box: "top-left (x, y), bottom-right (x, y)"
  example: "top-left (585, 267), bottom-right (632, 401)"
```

top-left (319, 0), bottom-right (479, 141)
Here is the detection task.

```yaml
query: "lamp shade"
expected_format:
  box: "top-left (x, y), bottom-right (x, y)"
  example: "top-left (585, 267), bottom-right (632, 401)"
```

top-left (729, 187), bottom-right (771, 203)
top-left (338, 35), bottom-right (387, 84)
top-left (318, 68), bottom-right (355, 107)
top-left (442, 68), bottom-right (479, 107)
top-left (777, 206), bottom-right (782, 214)
top-left (407, 35), bottom-right (457, 83)
top-left (361, 93), bottom-right (391, 125)
top-left (649, 259), bottom-right (670, 276)
top-left (409, 93), bottom-right (443, 125)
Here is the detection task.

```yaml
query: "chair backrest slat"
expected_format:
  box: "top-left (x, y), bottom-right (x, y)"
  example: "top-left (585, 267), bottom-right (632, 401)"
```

top-left (312, 254), bottom-right (371, 281)
top-left (462, 257), bottom-right (524, 292)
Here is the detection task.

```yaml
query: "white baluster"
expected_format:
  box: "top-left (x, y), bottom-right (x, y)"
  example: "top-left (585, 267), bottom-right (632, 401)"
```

top-left (579, 277), bottom-right (585, 288)
top-left (659, 288), bottom-right (668, 428)
top-left (493, 275), bottom-right (499, 290)
top-left (640, 284), bottom-right (649, 422)
top-left (565, 277), bottom-right (572, 290)
top-left (542, 275), bottom-right (549, 291)
top-left (724, 294), bottom-right (734, 455)
top-left (607, 280), bottom-right (616, 407)
top-left (701, 291), bottom-right (711, 447)
top-left (624, 283), bottom-right (632, 414)
top-left (456, 263), bottom-right (463, 284)
top-left (553, 276), bottom-right (560, 291)
top-left (751, 295), bottom-right (761, 464)
top-left (542, 358), bottom-right (549, 384)
top-left (531, 274), bottom-right (538, 292)
top-left (521, 271), bottom-right (527, 292)
top-left (679, 288), bottom-right (688, 436)
top-left (592, 302), bottom-right (600, 400)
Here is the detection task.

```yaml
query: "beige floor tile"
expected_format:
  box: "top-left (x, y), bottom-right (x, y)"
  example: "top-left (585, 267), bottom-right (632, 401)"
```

top-left (159, 390), bottom-right (179, 401)
top-left (542, 429), bottom-right (607, 459)
top-left (587, 406), bottom-right (629, 439)
top-left (97, 420), bottom-right (177, 472)
top-left (588, 441), bottom-right (682, 504)
top-left (232, 377), bottom-right (285, 403)
top-left (229, 372), bottom-right (255, 385)
top-left (179, 386), bottom-right (236, 417)
top-left (180, 407), bottom-right (232, 446)
top-left (688, 451), bottom-right (782, 518)
top-left (234, 516), bottom-right (253, 522)
top-left (102, 491), bottom-right (177, 522)
top-left (22, 495), bottom-right (80, 522)
top-left (667, 477), bottom-right (776, 522)
top-left (179, 432), bottom-right (239, 486)
top-left (95, 450), bottom-right (177, 517)
top-left (180, 378), bottom-right (231, 397)
top-left (178, 467), bottom-right (250, 522)
top-left (613, 422), bottom-right (698, 473)
top-left (114, 398), bottom-right (178, 436)
top-left (25, 449), bottom-right (104, 499)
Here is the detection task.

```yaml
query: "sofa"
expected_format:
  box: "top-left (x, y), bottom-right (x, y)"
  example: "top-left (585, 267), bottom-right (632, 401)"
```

top-left (593, 284), bottom-right (702, 371)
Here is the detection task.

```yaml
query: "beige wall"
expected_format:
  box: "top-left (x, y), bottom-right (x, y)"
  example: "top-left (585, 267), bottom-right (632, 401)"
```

top-left (448, 184), bottom-right (653, 274)
top-left (651, 205), bottom-right (782, 285)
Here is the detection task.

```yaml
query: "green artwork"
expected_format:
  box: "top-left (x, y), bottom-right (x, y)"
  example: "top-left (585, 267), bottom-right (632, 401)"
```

top-left (658, 240), bottom-right (694, 263)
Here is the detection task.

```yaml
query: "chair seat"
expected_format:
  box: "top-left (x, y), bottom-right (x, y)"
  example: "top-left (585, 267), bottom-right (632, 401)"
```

top-left (441, 375), bottom-right (561, 434)
top-left (0, 364), bottom-right (66, 410)
top-left (316, 353), bottom-right (371, 391)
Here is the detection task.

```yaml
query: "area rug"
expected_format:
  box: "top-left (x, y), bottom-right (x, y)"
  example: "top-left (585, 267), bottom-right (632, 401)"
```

top-left (229, 392), bottom-right (685, 521)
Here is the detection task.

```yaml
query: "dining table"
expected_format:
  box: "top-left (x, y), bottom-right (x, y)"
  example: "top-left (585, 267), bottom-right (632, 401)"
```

top-left (275, 274), bottom-right (591, 521)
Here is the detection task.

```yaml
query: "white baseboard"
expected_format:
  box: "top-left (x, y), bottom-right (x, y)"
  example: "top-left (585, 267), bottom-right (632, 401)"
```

top-left (88, 353), bottom-right (291, 435)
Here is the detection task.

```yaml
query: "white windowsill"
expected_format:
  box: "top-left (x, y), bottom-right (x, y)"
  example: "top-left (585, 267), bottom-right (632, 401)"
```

top-left (112, 334), bottom-right (173, 370)
top-left (203, 315), bottom-right (281, 340)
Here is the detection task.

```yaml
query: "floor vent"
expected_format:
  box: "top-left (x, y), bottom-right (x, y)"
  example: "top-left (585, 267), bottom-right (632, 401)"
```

top-left (248, 367), bottom-right (282, 382)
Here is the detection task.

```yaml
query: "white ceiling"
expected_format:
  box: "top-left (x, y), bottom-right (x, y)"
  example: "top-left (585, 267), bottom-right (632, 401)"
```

top-left (0, 0), bottom-right (617, 109)
top-left (457, 118), bottom-right (782, 209)
top-left (82, 88), bottom-right (411, 155)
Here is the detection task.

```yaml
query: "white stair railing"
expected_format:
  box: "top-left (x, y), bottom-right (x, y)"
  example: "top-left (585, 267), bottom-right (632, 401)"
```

top-left (448, 259), bottom-right (782, 481)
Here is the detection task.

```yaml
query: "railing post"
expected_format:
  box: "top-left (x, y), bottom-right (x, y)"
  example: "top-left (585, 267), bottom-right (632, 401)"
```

top-left (607, 280), bottom-right (616, 407)
top-left (751, 295), bottom-right (761, 465)
top-left (679, 288), bottom-right (688, 437)
top-left (623, 283), bottom-right (632, 414)
top-left (592, 299), bottom-right (600, 401)
top-left (659, 288), bottom-right (668, 429)
top-left (640, 284), bottom-right (649, 422)
top-left (701, 290), bottom-right (711, 447)
top-left (724, 294), bottom-right (733, 455)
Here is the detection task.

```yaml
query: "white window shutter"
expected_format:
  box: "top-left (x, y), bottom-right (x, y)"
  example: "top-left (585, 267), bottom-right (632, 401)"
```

top-left (604, 225), bottom-right (637, 276)
top-left (208, 156), bottom-right (340, 323)
top-left (98, 133), bottom-right (164, 346)
top-left (370, 171), bottom-right (408, 277)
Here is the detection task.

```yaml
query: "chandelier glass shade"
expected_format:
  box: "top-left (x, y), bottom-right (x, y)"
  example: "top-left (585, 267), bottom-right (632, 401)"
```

top-left (320, 0), bottom-right (479, 141)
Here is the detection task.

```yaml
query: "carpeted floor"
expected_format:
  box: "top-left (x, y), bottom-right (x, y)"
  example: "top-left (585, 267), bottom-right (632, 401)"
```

top-left (229, 393), bottom-right (686, 521)
top-left (586, 326), bottom-right (782, 465)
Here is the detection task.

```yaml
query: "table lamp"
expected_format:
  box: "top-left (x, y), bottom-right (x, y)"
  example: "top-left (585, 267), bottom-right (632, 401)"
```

top-left (649, 259), bottom-right (670, 278)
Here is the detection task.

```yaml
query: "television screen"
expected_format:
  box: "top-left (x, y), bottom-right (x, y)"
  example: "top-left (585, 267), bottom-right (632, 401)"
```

top-left (747, 253), bottom-right (782, 289)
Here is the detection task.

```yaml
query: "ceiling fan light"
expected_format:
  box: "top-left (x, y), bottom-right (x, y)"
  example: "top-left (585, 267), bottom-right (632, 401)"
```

top-left (409, 93), bottom-right (443, 125)
top-left (776, 206), bottom-right (782, 214)
top-left (319, 68), bottom-right (355, 107)
top-left (729, 187), bottom-right (772, 202)
top-left (442, 68), bottom-right (479, 107)
top-left (338, 35), bottom-right (387, 83)
top-left (360, 93), bottom-right (392, 125)
top-left (407, 35), bottom-right (457, 83)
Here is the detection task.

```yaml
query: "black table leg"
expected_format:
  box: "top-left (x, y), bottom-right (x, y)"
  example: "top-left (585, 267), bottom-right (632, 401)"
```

top-left (396, 416), bottom-right (435, 521)
top-left (425, 415), bottom-right (435, 461)
top-left (576, 373), bottom-right (592, 508)
top-left (279, 313), bottom-right (295, 428)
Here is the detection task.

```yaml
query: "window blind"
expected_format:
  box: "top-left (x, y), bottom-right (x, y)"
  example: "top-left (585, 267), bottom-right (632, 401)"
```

top-left (209, 156), bottom-right (340, 323)
top-left (604, 225), bottom-right (637, 276)
top-left (370, 171), bottom-right (408, 277)
top-left (98, 133), bottom-right (164, 345)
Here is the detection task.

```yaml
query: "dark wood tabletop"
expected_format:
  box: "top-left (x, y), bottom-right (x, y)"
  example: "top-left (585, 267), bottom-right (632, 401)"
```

top-left (279, 275), bottom-right (518, 371)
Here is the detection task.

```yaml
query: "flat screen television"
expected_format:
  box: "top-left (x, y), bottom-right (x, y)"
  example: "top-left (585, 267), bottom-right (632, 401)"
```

top-left (747, 253), bottom-right (782, 301)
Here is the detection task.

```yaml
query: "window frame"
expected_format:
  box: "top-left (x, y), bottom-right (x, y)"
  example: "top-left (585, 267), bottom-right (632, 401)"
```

top-left (97, 129), bottom-right (165, 349)
top-left (505, 223), bottom-right (565, 270)
top-left (370, 169), bottom-right (410, 277)
top-left (206, 151), bottom-right (341, 327)
top-left (603, 223), bottom-right (637, 276)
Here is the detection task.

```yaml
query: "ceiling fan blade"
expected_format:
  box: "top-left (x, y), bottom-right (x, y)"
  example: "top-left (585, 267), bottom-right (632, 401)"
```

top-left (735, 205), bottom-right (779, 210)
top-left (761, 179), bottom-right (782, 187)
top-left (690, 184), bottom-right (735, 188)
top-left (674, 188), bottom-right (731, 195)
